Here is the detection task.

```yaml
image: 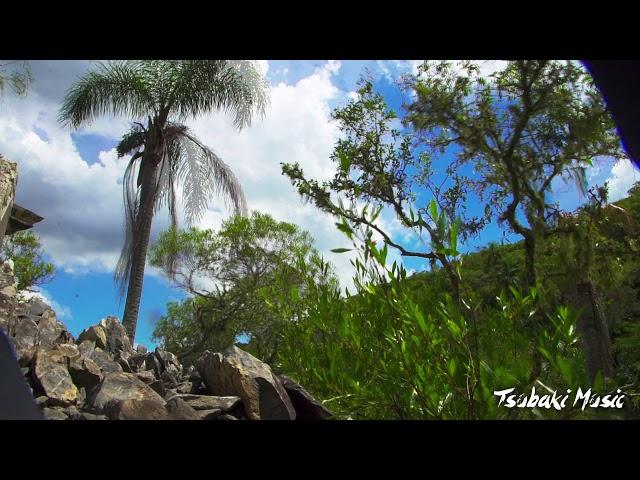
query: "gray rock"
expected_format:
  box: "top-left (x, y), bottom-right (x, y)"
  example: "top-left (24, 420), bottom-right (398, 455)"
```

top-left (136, 344), bottom-right (148, 355)
top-left (155, 348), bottom-right (181, 372)
top-left (175, 394), bottom-right (242, 412)
top-left (198, 409), bottom-right (223, 420)
top-left (99, 316), bottom-right (132, 355)
top-left (197, 346), bottom-right (296, 420)
top-left (114, 352), bottom-right (132, 373)
top-left (150, 380), bottom-right (166, 397)
top-left (36, 311), bottom-right (71, 348)
top-left (32, 348), bottom-right (78, 406)
top-left (176, 382), bottom-right (193, 394)
top-left (165, 397), bottom-right (201, 420)
top-left (68, 356), bottom-right (103, 391)
top-left (12, 316), bottom-right (38, 348)
top-left (278, 375), bottom-right (333, 420)
top-left (76, 412), bottom-right (109, 420)
top-left (42, 407), bottom-right (68, 420)
top-left (144, 352), bottom-right (162, 378)
top-left (26, 297), bottom-right (49, 317)
top-left (77, 325), bottom-right (107, 350)
top-left (89, 347), bottom-right (123, 374)
top-left (135, 370), bottom-right (156, 384)
top-left (86, 371), bottom-right (166, 415)
top-left (160, 369), bottom-right (179, 389)
top-left (127, 352), bottom-right (147, 372)
top-left (217, 414), bottom-right (239, 421)
top-left (106, 398), bottom-right (171, 420)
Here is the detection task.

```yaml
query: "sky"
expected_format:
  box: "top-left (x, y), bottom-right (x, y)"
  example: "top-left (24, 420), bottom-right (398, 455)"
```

top-left (0, 60), bottom-right (637, 349)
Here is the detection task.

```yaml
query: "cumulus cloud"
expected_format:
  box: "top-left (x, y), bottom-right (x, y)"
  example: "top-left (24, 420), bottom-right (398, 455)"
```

top-left (0, 60), bottom-right (388, 289)
top-left (607, 158), bottom-right (640, 201)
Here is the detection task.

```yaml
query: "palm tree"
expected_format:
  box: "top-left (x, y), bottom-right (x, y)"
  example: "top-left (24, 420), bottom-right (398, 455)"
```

top-left (59, 60), bottom-right (269, 341)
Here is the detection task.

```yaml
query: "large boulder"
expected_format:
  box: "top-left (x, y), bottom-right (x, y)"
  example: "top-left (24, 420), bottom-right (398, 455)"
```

top-left (77, 325), bottom-right (107, 350)
top-left (87, 347), bottom-right (123, 374)
top-left (99, 316), bottom-right (132, 355)
top-left (86, 371), bottom-right (166, 415)
top-left (197, 346), bottom-right (296, 420)
top-left (278, 375), bottom-right (333, 420)
top-left (155, 348), bottom-right (181, 372)
top-left (37, 310), bottom-right (72, 348)
top-left (32, 348), bottom-right (78, 406)
top-left (68, 356), bottom-right (103, 391)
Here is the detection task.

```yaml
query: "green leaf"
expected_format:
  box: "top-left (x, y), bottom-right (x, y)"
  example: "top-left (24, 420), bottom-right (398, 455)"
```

top-left (331, 248), bottom-right (353, 254)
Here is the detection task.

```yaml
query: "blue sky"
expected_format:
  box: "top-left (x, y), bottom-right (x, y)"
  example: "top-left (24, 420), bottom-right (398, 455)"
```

top-left (0, 60), bottom-right (637, 349)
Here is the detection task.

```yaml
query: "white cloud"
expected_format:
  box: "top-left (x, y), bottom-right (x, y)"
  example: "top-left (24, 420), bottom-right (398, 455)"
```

top-left (606, 158), bottom-right (640, 201)
top-left (0, 60), bottom-right (375, 290)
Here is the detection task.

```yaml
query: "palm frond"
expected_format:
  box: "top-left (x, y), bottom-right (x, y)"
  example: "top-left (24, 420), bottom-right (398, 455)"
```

top-left (58, 61), bottom-right (156, 128)
top-left (176, 128), bottom-right (248, 224)
top-left (116, 123), bottom-right (146, 158)
top-left (165, 60), bottom-right (270, 129)
top-left (114, 155), bottom-right (142, 298)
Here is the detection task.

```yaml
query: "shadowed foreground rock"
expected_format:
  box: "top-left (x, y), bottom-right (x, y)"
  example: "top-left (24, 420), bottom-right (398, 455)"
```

top-left (197, 346), bottom-right (297, 420)
top-left (0, 259), bottom-right (332, 420)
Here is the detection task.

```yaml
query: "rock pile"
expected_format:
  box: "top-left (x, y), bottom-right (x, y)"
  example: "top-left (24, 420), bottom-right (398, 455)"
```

top-left (0, 261), bottom-right (332, 420)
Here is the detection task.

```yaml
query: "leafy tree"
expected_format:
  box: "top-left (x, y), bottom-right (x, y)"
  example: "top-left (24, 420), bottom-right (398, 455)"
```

top-left (268, 208), bottom-right (597, 419)
top-left (59, 60), bottom-right (269, 341)
top-left (149, 211), bottom-right (334, 364)
top-left (404, 60), bottom-right (624, 289)
top-left (282, 79), bottom-right (470, 305)
top-left (0, 231), bottom-right (54, 291)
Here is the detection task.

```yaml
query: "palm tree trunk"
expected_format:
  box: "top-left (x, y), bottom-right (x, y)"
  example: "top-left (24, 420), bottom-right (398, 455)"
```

top-left (122, 158), bottom-right (160, 342)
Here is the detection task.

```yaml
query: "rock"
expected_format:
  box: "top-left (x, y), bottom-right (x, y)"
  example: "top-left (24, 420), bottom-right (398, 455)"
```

top-left (77, 325), bottom-right (107, 350)
top-left (165, 397), bottom-right (201, 420)
top-left (144, 352), bottom-right (162, 378)
top-left (106, 398), bottom-right (171, 420)
top-left (217, 414), bottom-right (239, 421)
top-left (86, 371), bottom-right (166, 415)
top-left (12, 316), bottom-right (38, 348)
top-left (35, 396), bottom-right (49, 407)
top-left (136, 344), bottom-right (148, 355)
top-left (279, 375), bottom-right (333, 420)
top-left (20, 367), bottom-right (29, 376)
top-left (127, 352), bottom-right (146, 372)
top-left (155, 348), bottom-right (181, 372)
top-left (32, 348), bottom-right (78, 406)
top-left (76, 412), bottom-right (109, 420)
top-left (99, 316), bottom-right (132, 355)
top-left (150, 380), bottom-right (166, 397)
top-left (198, 409), bottom-right (223, 420)
top-left (63, 405), bottom-right (80, 418)
top-left (160, 369), bottom-right (179, 389)
top-left (26, 297), bottom-right (48, 317)
top-left (37, 310), bottom-right (71, 347)
top-left (197, 346), bottom-right (296, 420)
top-left (176, 382), bottom-right (193, 394)
top-left (42, 407), bottom-right (68, 420)
top-left (88, 347), bottom-right (123, 374)
top-left (68, 356), bottom-right (103, 391)
top-left (77, 387), bottom-right (86, 408)
top-left (175, 394), bottom-right (242, 412)
top-left (77, 340), bottom-right (96, 358)
top-left (114, 352), bottom-right (132, 373)
top-left (135, 370), bottom-right (156, 385)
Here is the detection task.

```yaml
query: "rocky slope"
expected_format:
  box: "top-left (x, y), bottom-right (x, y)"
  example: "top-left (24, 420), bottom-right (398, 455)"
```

top-left (0, 260), bottom-right (332, 420)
